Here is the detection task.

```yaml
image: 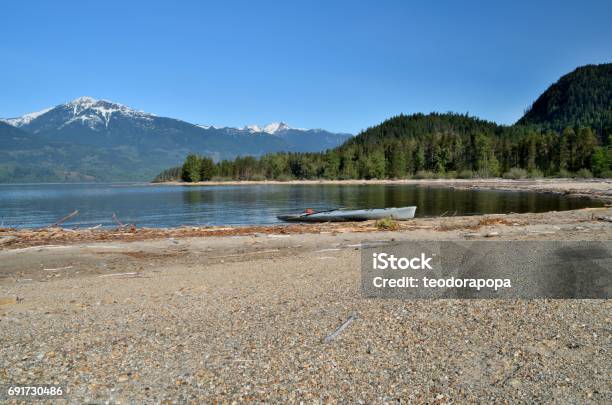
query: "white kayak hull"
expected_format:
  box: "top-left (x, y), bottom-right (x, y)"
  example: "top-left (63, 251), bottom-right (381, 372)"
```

top-left (277, 206), bottom-right (417, 222)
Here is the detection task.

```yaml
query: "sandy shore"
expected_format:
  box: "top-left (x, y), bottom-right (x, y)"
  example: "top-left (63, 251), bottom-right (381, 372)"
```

top-left (0, 180), bottom-right (611, 402)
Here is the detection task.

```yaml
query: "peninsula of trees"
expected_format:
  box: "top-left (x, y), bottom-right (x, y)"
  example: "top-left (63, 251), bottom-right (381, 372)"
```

top-left (155, 63), bottom-right (612, 182)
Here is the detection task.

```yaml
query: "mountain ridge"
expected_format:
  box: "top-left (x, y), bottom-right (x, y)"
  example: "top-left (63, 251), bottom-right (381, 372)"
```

top-left (0, 97), bottom-right (352, 182)
top-left (517, 63), bottom-right (612, 133)
top-left (2, 97), bottom-right (348, 139)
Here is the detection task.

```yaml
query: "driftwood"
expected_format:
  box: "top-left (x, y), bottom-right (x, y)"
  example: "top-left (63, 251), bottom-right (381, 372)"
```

top-left (98, 272), bottom-right (138, 278)
top-left (112, 213), bottom-right (136, 231)
top-left (0, 236), bottom-right (18, 245)
top-left (39, 210), bottom-right (79, 230)
top-left (112, 213), bottom-right (125, 228)
top-left (43, 266), bottom-right (74, 271)
top-left (322, 313), bottom-right (357, 344)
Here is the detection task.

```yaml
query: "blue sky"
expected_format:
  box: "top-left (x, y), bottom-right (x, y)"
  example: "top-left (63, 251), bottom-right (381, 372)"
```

top-left (1, 0), bottom-right (610, 134)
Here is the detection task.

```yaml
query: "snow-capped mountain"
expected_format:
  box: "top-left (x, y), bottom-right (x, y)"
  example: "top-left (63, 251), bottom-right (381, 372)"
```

top-left (3, 107), bottom-right (53, 127)
top-left (0, 97), bottom-right (352, 182)
top-left (4, 96), bottom-right (155, 130)
top-left (3, 96), bottom-right (158, 140)
top-left (243, 122), bottom-right (293, 134)
top-left (61, 96), bottom-right (155, 129)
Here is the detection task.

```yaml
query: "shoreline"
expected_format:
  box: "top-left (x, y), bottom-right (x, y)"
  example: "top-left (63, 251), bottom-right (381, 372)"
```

top-left (1, 206), bottom-right (611, 250)
top-left (0, 178), bottom-right (610, 249)
top-left (156, 178), bottom-right (612, 201)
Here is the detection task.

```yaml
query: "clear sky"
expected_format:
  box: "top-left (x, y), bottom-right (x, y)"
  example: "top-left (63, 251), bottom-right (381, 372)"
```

top-left (1, 0), bottom-right (610, 134)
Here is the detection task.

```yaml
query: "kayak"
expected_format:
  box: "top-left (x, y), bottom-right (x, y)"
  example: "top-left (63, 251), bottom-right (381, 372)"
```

top-left (277, 206), bottom-right (417, 222)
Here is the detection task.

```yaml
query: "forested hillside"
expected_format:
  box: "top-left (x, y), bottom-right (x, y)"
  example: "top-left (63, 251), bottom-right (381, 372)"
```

top-left (517, 63), bottom-right (612, 133)
top-left (171, 113), bottom-right (610, 182)
top-left (163, 63), bottom-right (612, 182)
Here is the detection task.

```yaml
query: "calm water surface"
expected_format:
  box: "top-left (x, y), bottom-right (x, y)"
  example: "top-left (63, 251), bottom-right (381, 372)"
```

top-left (0, 183), bottom-right (603, 228)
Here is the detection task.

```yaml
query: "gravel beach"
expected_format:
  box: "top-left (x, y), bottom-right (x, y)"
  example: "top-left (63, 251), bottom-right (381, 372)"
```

top-left (0, 180), bottom-right (611, 403)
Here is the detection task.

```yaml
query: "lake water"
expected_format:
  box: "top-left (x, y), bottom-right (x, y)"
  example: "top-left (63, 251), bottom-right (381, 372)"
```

top-left (0, 183), bottom-right (602, 229)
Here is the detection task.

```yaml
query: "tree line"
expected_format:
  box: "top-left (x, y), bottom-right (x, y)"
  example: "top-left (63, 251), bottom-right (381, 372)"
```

top-left (154, 113), bottom-right (612, 182)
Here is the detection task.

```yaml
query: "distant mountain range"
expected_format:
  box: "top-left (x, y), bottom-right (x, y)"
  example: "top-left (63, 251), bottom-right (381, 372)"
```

top-left (4, 63), bottom-right (610, 183)
top-left (0, 97), bottom-right (351, 182)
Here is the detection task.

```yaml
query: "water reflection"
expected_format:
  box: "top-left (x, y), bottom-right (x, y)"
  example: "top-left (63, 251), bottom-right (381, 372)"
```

top-left (0, 183), bottom-right (602, 229)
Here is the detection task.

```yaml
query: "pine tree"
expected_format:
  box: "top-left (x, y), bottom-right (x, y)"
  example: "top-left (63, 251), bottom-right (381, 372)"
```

top-left (340, 150), bottom-right (358, 179)
top-left (181, 154), bottom-right (202, 182)
top-left (363, 150), bottom-right (386, 179)
top-left (591, 147), bottom-right (608, 176)
top-left (388, 146), bottom-right (406, 178)
top-left (527, 134), bottom-right (537, 172)
top-left (414, 145), bottom-right (425, 172)
top-left (575, 127), bottom-right (598, 169)
top-left (200, 157), bottom-right (216, 180)
top-left (323, 151), bottom-right (340, 179)
top-left (559, 128), bottom-right (572, 171)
